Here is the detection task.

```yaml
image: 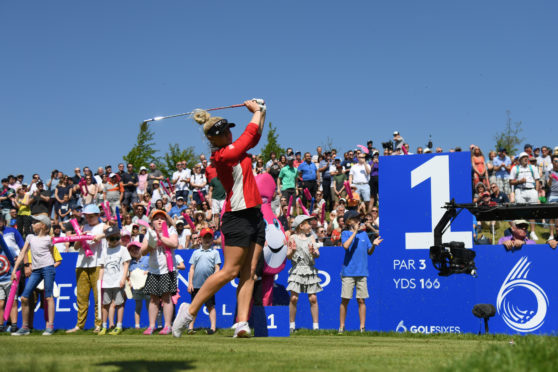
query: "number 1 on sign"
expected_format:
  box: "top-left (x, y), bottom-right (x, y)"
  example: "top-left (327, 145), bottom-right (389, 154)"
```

top-left (267, 314), bottom-right (278, 329)
top-left (405, 155), bottom-right (472, 249)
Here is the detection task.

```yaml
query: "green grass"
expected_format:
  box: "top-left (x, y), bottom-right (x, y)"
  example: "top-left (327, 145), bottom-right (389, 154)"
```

top-left (442, 335), bottom-right (558, 372)
top-left (0, 329), bottom-right (525, 372)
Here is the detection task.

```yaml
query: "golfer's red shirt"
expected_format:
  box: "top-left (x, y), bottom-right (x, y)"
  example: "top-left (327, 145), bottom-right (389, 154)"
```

top-left (210, 122), bottom-right (262, 213)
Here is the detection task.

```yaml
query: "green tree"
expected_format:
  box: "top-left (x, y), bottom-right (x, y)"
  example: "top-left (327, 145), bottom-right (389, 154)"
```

top-left (123, 121), bottom-right (160, 171)
top-left (159, 143), bottom-right (198, 177)
top-left (260, 122), bottom-right (285, 163)
top-left (494, 110), bottom-right (524, 156)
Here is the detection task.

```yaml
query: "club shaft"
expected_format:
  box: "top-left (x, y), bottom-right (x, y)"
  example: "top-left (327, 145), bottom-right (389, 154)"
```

top-left (143, 103), bottom-right (246, 123)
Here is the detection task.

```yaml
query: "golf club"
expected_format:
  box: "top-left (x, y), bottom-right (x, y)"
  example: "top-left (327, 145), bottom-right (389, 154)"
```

top-left (141, 103), bottom-right (246, 124)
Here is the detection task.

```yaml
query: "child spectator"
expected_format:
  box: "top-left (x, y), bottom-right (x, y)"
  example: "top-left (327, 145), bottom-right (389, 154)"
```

top-left (187, 228), bottom-right (221, 334)
top-left (287, 215), bottom-right (322, 333)
top-left (66, 204), bottom-right (106, 333)
top-left (339, 210), bottom-right (382, 334)
top-left (58, 194), bottom-right (71, 222)
top-left (140, 210), bottom-right (178, 335)
top-left (11, 215), bottom-right (56, 335)
top-left (98, 227), bottom-right (131, 335)
top-left (127, 241), bottom-right (149, 329)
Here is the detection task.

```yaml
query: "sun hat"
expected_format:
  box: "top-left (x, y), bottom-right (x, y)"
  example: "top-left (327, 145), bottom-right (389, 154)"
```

top-left (292, 215), bottom-right (315, 229)
top-left (83, 204), bottom-right (100, 214)
top-left (32, 215), bottom-right (51, 228)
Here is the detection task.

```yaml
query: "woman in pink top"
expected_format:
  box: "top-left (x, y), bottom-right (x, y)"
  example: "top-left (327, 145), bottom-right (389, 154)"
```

top-left (471, 146), bottom-right (489, 188)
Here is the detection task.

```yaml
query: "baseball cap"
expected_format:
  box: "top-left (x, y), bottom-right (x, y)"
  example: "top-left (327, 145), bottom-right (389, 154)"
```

top-left (32, 215), bottom-right (51, 228)
top-left (83, 204), bottom-right (101, 214)
top-left (176, 219), bottom-right (185, 225)
top-left (292, 215), bottom-right (315, 229)
top-left (344, 210), bottom-right (360, 221)
top-left (109, 173), bottom-right (117, 178)
top-left (127, 241), bottom-right (142, 250)
top-left (513, 219), bottom-right (529, 227)
top-left (524, 144), bottom-right (532, 149)
top-left (105, 226), bottom-right (120, 238)
top-left (200, 227), bottom-right (214, 237)
top-left (150, 209), bottom-right (171, 222)
top-left (393, 131), bottom-right (399, 136)
top-left (139, 166), bottom-right (147, 171)
top-left (177, 196), bottom-right (184, 201)
top-left (205, 118), bottom-right (236, 137)
top-left (518, 152), bottom-right (529, 159)
top-left (423, 148), bottom-right (432, 153)
top-left (286, 155), bottom-right (295, 162)
top-left (339, 198), bottom-right (347, 204)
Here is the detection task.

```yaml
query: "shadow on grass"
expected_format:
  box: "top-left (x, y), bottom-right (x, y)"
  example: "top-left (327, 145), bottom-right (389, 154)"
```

top-left (96, 360), bottom-right (194, 371)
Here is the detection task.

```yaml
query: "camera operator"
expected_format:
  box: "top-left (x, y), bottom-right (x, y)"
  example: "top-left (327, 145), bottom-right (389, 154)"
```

top-left (393, 131), bottom-right (405, 150)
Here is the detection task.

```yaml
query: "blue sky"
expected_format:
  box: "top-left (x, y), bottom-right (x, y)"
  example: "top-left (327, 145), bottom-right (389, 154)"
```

top-left (1, 1), bottom-right (557, 180)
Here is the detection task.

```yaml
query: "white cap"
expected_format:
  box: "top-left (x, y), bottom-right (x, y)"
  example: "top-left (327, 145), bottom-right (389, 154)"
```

top-left (109, 173), bottom-right (117, 178)
top-left (518, 152), bottom-right (529, 159)
top-left (393, 131), bottom-right (399, 136)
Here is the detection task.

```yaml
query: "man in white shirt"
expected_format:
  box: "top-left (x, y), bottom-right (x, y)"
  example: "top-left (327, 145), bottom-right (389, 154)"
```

top-left (510, 152), bottom-right (542, 241)
top-left (349, 154), bottom-right (372, 212)
top-left (172, 161), bottom-right (191, 202)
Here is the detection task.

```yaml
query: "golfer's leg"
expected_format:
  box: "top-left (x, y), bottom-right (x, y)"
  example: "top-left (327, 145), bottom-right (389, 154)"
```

top-left (236, 242), bottom-right (261, 322)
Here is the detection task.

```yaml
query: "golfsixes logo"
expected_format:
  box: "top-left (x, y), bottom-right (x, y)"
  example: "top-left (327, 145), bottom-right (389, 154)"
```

top-left (497, 256), bottom-right (549, 333)
top-left (395, 320), bottom-right (461, 334)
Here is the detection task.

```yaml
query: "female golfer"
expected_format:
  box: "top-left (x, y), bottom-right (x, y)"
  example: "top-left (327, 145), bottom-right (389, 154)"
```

top-left (173, 99), bottom-right (266, 338)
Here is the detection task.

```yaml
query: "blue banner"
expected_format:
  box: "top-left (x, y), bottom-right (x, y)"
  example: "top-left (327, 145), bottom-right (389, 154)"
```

top-left (12, 153), bottom-right (558, 334)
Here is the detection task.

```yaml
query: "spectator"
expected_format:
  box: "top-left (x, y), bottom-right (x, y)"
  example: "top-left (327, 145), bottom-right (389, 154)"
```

top-left (349, 153), bottom-right (372, 213)
top-left (172, 161), bottom-right (191, 202)
top-left (137, 166), bottom-right (148, 197)
top-left (187, 227), bottom-right (221, 334)
top-left (104, 173), bottom-right (124, 214)
top-left (14, 186), bottom-right (32, 237)
top-left (510, 152), bottom-right (541, 241)
top-left (121, 163), bottom-right (139, 213)
top-left (498, 220), bottom-right (536, 251)
top-left (293, 151), bottom-right (303, 168)
top-left (548, 156), bottom-right (558, 240)
top-left (66, 204), bottom-right (105, 333)
top-left (190, 164), bottom-right (207, 206)
top-left (339, 210), bottom-right (382, 333)
top-left (298, 152), bottom-right (318, 206)
top-left (11, 215), bottom-right (56, 336)
top-left (71, 167), bottom-right (83, 185)
top-left (140, 210), bottom-right (178, 335)
top-left (393, 131), bottom-right (405, 150)
top-left (208, 177), bottom-right (226, 228)
top-left (278, 156), bottom-right (298, 202)
top-left (287, 215), bottom-right (322, 332)
top-left (331, 159), bottom-right (347, 207)
top-left (490, 183), bottom-right (509, 204)
top-left (58, 194), bottom-right (72, 222)
top-left (473, 183), bottom-right (488, 204)
top-left (253, 157), bottom-right (265, 176)
top-left (318, 151), bottom-right (333, 211)
top-left (98, 226), bottom-right (131, 336)
top-left (82, 175), bottom-right (99, 206)
top-left (368, 151), bottom-right (379, 207)
top-left (169, 197), bottom-right (187, 218)
top-left (486, 151), bottom-right (497, 185)
top-left (471, 146), bottom-right (490, 188)
top-left (176, 219), bottom-right (191, 249)
top-left (1, 179), bottom-right (14, 223)
top-left (54, 175), bottom-right (72, 223)
top-left (127, 241), bottom-right (150, 329)
top-left (147, 163), bottom-right (164, 193)
top-left (492, 148), bottom-right (512, 197)
top-left (150, 180), bottom-right (163, 207)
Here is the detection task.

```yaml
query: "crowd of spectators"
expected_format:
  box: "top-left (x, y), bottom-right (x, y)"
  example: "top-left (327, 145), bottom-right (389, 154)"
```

top-left (1, 133), bottom-right (558, 249)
